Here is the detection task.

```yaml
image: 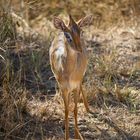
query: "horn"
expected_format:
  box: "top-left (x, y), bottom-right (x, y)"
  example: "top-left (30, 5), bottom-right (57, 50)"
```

top-left (69, 14), bottom-right (76, 27)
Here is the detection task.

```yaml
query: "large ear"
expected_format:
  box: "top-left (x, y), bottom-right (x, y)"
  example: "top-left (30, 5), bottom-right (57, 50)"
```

top-left (53, 17), bottom-right (67, 31)
top-left (77, 15), bottom-right (93, 28)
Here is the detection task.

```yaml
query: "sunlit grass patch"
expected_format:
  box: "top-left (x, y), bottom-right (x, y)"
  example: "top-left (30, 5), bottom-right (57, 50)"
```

top-left (0, 11), bottom-right (16, 44)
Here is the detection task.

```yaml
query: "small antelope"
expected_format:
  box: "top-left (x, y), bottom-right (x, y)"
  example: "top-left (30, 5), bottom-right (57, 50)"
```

top-left (49, 14), bottom-right (93, 140)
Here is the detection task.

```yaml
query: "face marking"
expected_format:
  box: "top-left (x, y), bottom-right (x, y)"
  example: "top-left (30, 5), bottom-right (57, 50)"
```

top-left (71, 24), bottom-right (80, 35)
top-left (72, 25), bottom-right (77, 33)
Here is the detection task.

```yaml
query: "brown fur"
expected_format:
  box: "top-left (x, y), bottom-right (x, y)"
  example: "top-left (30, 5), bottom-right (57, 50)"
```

top-left (49, 15), bottom-right (92, 140)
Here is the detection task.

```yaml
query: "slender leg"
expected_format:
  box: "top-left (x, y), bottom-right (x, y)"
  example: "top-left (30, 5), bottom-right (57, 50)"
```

top-left (74, 88), bottom-right (80, 139)
top-left (80, 85), bottom-right (90, 112)
top-left (62, 89), bottom-right (70, 140)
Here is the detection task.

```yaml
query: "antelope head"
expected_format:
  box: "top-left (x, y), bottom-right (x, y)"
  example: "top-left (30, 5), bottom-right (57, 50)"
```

top-left (53, 14), bottom-right (93, 52)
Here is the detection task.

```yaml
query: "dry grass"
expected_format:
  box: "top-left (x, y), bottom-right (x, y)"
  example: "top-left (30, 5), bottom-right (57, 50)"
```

top-left (0, 0), bottom-right (140, 140)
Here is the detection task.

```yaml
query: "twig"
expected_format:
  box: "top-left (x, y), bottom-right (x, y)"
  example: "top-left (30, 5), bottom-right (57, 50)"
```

top-left (88, 110), bottom-right (129, 140)
top-left (4, 119), bottom-right (33, 140)
top-left (76, 127), bottom-right (84, 140)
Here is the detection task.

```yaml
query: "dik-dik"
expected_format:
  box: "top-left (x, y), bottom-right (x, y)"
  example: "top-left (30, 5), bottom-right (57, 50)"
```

top-left (49, 14), bottom-right (93, 140)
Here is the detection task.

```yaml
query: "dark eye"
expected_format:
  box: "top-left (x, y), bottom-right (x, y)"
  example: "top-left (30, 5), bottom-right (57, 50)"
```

top-left (64, 32), bottom-right (70, 38)
top-left (64, 32), bottom-right (72, 43)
